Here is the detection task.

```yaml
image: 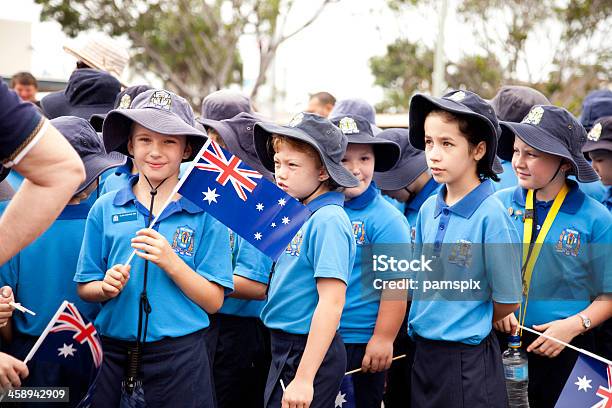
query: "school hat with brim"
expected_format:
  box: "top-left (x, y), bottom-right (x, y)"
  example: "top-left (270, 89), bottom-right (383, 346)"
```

top-left (63, 34), bottom-right (129, 86)
top-left (497, 105), bottom-right (599, 183)
top-left (90, 84), bottom-right (154, 132)
top-left (409, 90), bottom-right (504, 174)
top-left (103, 89), bottom-right (207, 161)
top-left (582, 116), bottom-right (612, 154)
top-left (51, 116), bottom-right (126, 194)
top-left (373, 128), bottom-right (429, 190)
top-left (330, 114), bottom-right (400, 172)
top-left (197, 113), bottom-right (274, 181)
top-left (331, 98), bottom-right (382, 135)
top-left (490, 85), bottom-right (550, 123)
top-left (201, 90), bottom-right (254, 121)
top-left (579, 90), bottom-right (612, 131)
top-left (253, 112), bottom-right (359, 188)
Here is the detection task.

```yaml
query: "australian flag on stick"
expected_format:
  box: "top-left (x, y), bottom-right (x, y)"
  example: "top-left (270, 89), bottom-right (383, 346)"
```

top-left (179, 139), bottom-right (311, 260)
top-left (555, 354), bottom-right (612, 407)
top-left (23, 300), bottom-right (103, 408)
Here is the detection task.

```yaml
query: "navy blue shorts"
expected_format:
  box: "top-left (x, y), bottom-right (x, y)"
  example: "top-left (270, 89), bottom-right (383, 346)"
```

top-left (383, 310), bottom-right (415, 408)
top-left (91, 329), bottom-right (214, 408)
top-left (264, 330), bottom-right (346, 408)
top-left (344, 343), bottom-right (386, 408)
top-left (213, 314), bottom-right (270, 408)
top-left (412, 331), bottom-right (507, 408)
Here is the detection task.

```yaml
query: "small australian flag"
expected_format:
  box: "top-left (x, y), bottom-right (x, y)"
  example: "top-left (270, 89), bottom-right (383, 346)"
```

top-left (179, 139), bottom-right (311, 260)
top-left (555, 354), bottom-right (612, 407)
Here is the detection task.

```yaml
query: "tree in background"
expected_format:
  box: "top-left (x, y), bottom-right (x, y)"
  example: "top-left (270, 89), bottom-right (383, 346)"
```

top-left (36, 0), bottom-right (336, 107)
top-left (375, 0), bottom-right (611, 114)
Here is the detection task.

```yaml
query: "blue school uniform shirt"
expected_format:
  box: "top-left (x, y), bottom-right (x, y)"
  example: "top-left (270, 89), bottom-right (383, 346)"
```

top-left (403, 177), bottom-right (440, 229)
top-left (494, 181), bottom-right (612, 328)
top-left (408, 179), bottom-right (523, 345)
top-left (339, 184), bottom-right (411, 343)
top-left (604, 186), bottom-right (612, 212)
top-left (218, 231), bottom-right (272, 318)
top-left (99, 160), bottom-right (134, 195)
top-left (494, 159), bottom-right (518, 191)
top-left (574, 176), bottom-right (606, 202)
top-left (75, 177), bottom-right (234, 342)
top-left (0, 200), bottom-right (101, 336)
top-left (260, 192), bottom-right (356, 335)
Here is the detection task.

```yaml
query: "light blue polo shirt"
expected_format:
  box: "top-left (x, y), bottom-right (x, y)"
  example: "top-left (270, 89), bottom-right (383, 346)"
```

top-left (494, 159), bottom-right (518, 191)
top-left (408, 179), bottom-right (523, 345)
top-left (574, 175), bottom-right (606, 202)
top-left (99, 160), bottom-right (134, 195)
top-left (75, 177), bottom-right (234, 342)
top-left (340, 184), bottom-right (411, 343)
top-left (604, 186), bottom-right (612, 212)
top-left (0, 200), bottom-right (101, 336)
top-left (218, 231), bottom-right (273, 318)
top-left (494, 181), bottom-right (612, 328)
top-left (260, 192), bottom-right (356, 335)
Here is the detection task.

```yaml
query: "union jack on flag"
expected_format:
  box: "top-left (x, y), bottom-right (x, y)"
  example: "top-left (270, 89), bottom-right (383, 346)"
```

top-left (194, 140), bottom-right (262, 201)
top-left (555, 355), bottom-right (612, 407)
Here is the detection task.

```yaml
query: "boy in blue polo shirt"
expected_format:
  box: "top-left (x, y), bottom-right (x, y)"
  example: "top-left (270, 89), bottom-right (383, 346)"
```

top-left (75, 89), bottom-right (233, 407)
top-left (197, 112), bottom-right (274, 408)
top-left (330, 114), bottom-right (408, 408)
top-left (494, 105), bottom-right (612, 407)
top-left (0, 116), bottom-right (124, 404)
top-left (407, 90), bottom-right (523, 408)
top-left (254, 112), bottom-right (358, 408)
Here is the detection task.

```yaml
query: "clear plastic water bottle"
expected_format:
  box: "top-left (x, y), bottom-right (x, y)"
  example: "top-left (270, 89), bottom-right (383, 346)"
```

top-left (503, 335), bottom-right (530, 408)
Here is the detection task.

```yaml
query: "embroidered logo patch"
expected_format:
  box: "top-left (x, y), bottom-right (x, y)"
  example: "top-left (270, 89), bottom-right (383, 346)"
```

top-left (448, 91), bottom-right (466, 102)
top-left (588, 122), bottom-right (602, 142)
top-left (288, 112), bottom-right (304, 128)
top-left (522, 106), bottom-right (544, 125)
top-left (555, 228), bottom-right (581, 257)
top-left (352, 221), bottom-right (367, 246)
top-left (172, 225), bottom-right (195, 257)
top-left (111, 211), bottom-right (138, 223)
top-left (149, 90), bottom-right (173, 111)
top-left (119, 94), bottom-right (132, 109)
top-left (229, 229), bottom-right (236, 252)
top-left (448, 239), bottom-right (472, 267)
top-left (338, 117), bottom-right (360, 135)
top-left (285, 229), bottom-right (303, 257)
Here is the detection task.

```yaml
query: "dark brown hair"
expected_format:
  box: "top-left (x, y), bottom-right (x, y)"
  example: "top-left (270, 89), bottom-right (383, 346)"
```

top-left (10, 72), bottom-right (38, 88)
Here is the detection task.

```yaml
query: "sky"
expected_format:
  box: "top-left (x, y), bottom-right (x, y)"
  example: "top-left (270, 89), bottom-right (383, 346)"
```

top-left (0, 0), bottom-right (561, 116)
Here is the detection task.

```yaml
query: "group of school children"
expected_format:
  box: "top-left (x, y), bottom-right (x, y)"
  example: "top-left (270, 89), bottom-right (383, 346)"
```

top-left (0, 83), bottom-right (611, 408)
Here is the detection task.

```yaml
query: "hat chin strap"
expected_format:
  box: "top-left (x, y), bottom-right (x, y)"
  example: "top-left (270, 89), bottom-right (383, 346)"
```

top-left (298, 181), bottom-right (324, 204)
top-left (546, 162), bottom-right (564, 185)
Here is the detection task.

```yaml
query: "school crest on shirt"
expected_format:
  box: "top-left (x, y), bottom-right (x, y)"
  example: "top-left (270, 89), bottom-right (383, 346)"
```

top-left (522, 106), bottom-right (544, 126)
top-left (338, 117), bottom-right (360, 134)
top-left (588, 123), bottom-right (602, 142)
top-left (555, 228), bottom-right (581, 257)
top-left (149, 90), bottom-right (172, 111)
top-left (285, 229), bottom-right (304, 257)
top-left (352, 221), bottom-right (367, 246)
top-left (229, 229), bottom-right (236, 252)
top-left (172, 225), bottom-right (195, 257)
top-left (119, 94), bottom-right (132, 109)
top-left (448, 239), bottom-right (472, 267)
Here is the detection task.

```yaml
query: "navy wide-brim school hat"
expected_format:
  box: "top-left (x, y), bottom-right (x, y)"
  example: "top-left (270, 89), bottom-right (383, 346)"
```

top-left (373, 128), bottom-right (429, 191)
top-left (103, 89), bottom-right (207, 162)
top-left (582, 116), bottom-right (612, 154)
top-left (197, 112), bottom-right (274, 181)
top-left (409, 90), bottom-right (504, 174)
top-left (497, 105), bottom-right (599, 183)
top-left (329, 114), bottom-right (400, 172)
top-left (253, 112), bottom-right (359, 188)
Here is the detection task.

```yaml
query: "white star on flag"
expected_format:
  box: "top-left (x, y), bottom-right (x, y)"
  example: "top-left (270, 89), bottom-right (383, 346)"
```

top-left (57, 343), bottom-right (76, 358)
top-left (202, 187), bottom-right (220, 204)
top-left (271, 223), bottom-right (277, 228)
top-left (278, 198), bottom-right (286, 206)
top-left (335, 391), bottom-right (347, 407)
top-left (256, 203), bottom-right (264, 211)
top-left (575, 375), bottom-right (592, 392)
top-left (254, 232), bottom-right (262, 240)
top-left (282, 216), bottom-right (290, 225)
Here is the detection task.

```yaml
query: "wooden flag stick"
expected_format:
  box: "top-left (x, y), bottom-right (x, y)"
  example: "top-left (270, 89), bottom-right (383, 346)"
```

top-left (345, 354), bottom-right (407, 375)
top-left (518, 324), bottom-right (612, 366)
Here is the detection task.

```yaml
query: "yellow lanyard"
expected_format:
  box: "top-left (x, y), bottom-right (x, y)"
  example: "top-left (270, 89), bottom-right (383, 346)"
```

top-left (518, 184), bottom-right (569, 335)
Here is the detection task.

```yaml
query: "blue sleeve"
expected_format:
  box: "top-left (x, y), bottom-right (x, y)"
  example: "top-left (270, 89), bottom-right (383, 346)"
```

top-left (233, 236), bottom-right (272, 284)
top-left (74, 205), bottom-right (107, 283)
top-left (0, 254), bottom-right (18, 290)
top-left (0, 80), bottom-right (45, 165)
top-left (309, 212), bottom-right (354, 284)
top-left (194, 215), bottom-right (234, 292)
top-left (372, 207), bottom-right (412, 281)
top-left (484, 214), bottom-right (522, 304)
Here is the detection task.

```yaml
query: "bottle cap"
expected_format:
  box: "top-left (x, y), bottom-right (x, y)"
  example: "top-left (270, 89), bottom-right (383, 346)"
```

top-left (508, 334), bottom-right (522, 348)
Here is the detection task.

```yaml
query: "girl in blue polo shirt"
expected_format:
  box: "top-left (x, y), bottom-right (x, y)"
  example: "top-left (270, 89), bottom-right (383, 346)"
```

top-left (331, 114), bottom-right (409, 408)
top-left (75, 89), bottom-right (233, 408)
top-left (494, 105), bottom-right (612, 407)
top-left (407, 90), bottom-right (523, 408)
top-left (253, 112), bottom-right (358, 408)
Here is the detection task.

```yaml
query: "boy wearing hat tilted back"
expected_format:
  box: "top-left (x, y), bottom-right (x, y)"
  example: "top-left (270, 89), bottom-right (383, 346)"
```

top-left (75, 90), bottom-right (233, 407)
top-left (0, 116), bottom-right (125, 405)
top-left (407, 90), bottom-right (523, 407)
top-left (494, 105), bottom-right (612, 407)
top-left (330, 114), bottom-right (409, 408)
top-left (254, 112), bottom-right (358, 408)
